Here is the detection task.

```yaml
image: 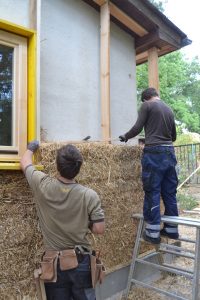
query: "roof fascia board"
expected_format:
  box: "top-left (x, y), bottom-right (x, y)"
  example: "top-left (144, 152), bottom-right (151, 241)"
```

top-left (126, 0), bottom-right (186, 41)
top-left (135, 28), bottom-right (181, 54)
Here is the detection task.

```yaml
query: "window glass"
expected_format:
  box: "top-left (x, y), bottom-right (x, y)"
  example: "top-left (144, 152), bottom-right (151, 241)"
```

top-left (0, 44), bottom-right (14, 146)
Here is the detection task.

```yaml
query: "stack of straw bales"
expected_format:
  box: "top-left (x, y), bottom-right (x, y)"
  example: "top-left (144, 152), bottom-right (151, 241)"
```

top-left (0, 142), bottom-right (150, 299)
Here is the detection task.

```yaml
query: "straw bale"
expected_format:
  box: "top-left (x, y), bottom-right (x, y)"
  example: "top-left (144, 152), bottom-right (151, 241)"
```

top-left (0, 142), bottom-right (154, 299)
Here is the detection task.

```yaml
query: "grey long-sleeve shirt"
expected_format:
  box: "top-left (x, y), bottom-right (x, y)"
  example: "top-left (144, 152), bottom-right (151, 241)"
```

top-left (125, 99), bottom-right (176, 146)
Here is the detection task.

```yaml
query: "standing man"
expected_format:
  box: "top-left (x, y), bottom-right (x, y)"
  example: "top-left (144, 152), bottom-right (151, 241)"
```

top-left (119, 87), bottom-right (179, 244)
top-left (20, 142), bottom-right (105, 300)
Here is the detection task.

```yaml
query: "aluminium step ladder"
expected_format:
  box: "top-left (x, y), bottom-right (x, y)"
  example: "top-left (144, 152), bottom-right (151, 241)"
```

top-left (124, 214), bottom-right (200, 300)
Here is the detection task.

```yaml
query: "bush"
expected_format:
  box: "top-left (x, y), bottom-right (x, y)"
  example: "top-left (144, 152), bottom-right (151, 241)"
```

top-left (177, 192), bottom-right (198, 210)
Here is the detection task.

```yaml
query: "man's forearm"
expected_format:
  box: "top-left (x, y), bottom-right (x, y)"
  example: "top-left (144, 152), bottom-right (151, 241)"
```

top-left (20, 150), bottom-right (34, 172)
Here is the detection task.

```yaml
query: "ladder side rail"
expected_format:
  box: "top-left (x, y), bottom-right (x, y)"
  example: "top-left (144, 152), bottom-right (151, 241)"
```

top-left (124, 217), bottom-right (144, 300)
top-left (192, 228), bottom-right (200, 300)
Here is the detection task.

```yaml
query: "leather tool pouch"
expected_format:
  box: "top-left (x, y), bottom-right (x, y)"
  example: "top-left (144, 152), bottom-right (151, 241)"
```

top-left (40, 250), bottom-right (59, 282)
top-left (59, 249), bottom-right (78, 271)
top-left (90, 252), bottom-right (106, 288)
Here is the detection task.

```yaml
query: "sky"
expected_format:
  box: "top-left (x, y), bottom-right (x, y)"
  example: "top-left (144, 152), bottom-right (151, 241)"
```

top-left (163, 0), bottom-right (200, 60)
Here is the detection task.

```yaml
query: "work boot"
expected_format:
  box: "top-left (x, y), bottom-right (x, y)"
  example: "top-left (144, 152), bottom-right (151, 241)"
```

top-left (142, 231), bottom-right (161, 244)
top-left (160, 228), bottom-right (179, 239)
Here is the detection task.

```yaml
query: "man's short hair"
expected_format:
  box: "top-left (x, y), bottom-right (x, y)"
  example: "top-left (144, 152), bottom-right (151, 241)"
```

top-left (56, 144), bottom-right (83, 179)
top-left (141, 87), bottom-right (159, 102)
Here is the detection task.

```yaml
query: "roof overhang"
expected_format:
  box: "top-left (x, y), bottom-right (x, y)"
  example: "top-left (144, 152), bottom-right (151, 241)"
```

top-left (82, 0), bottom-right (191, 65)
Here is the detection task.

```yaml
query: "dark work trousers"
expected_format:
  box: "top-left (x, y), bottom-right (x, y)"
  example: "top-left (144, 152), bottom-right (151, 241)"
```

top-left (45, 254), bottom-right (96, 300)
top-left (141, 145), bottom-right (179, 239)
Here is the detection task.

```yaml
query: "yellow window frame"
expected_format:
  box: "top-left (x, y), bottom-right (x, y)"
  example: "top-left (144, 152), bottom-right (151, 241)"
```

top-left (0, 19), bottom-right (39, 170)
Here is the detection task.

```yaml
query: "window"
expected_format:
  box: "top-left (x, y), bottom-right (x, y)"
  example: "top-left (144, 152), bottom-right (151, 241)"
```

top-left (0, 30), bottom-right (27, 160)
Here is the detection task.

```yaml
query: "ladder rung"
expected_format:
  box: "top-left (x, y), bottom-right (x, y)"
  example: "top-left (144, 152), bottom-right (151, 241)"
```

top-left (160, 248), bottom-right (195, 259)
top-left (161, 216), bottom-right (200, 227)
top-left (131, 278), bottom-right (189, 300)
top-left (178, 237), bottom-right (196, 243)
top-left (160, 243), bottom-right (195, 254)
top-left (132, 213), bottom-right (200, 228)
top-left (136, 258), bottom-right (193, 279)
top-left (163, 263), bottom-right (193, 275)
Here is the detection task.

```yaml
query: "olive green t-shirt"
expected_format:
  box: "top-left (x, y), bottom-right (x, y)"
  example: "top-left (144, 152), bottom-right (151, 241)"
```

top-left (25, 165), bottom-right (104, 250)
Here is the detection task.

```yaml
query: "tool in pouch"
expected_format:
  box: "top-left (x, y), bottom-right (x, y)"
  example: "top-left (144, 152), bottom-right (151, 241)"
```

top-left (89, 232), bottom-right (106, 288)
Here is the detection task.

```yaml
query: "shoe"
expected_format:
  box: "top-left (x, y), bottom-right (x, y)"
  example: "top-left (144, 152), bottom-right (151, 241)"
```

top-left (160, 229), bottom-right (179, 240)
top-left (142, 231), bottom-right (161, 244)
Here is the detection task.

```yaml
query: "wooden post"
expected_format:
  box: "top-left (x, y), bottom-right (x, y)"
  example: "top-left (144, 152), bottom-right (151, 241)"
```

top-left (100, 1), bottom-right (111, 141)
top-left (29, 0), bottom-right (37, 29)
top-left (148, 47), bottom-right (159, 92)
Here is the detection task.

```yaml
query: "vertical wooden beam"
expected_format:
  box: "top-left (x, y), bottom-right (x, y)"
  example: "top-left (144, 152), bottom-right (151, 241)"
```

top-left (100, 1), bottom-right (110, 141)
top-left (148, 47), bottom-right (159, 92)
top-left (29, 0), bottom-right (37, 29)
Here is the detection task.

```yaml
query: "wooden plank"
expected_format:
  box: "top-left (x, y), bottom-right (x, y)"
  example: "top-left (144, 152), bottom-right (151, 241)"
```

top-left (29, 0), bottom-right (37, 29)
top-left (109, 2), bottom-right (148, 37)
top-left (93, 0), bottom-right (107, 6)
top-left (100, 1), bottom-right (111, 141)
top-left (148, 47), bottom-right (159, 91)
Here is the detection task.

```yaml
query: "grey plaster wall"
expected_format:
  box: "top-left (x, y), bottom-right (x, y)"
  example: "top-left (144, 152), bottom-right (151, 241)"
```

top-left (40, 0), bottom-right (101, 141)
top-left (110, 23), bottom-right (137, 141)
top-left (40, 0), bottom-right (138, 142)
top-left (0, 0), bottom-right (29, 27)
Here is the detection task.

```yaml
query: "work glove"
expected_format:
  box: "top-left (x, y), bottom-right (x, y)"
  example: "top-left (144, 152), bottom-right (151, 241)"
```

top-left (119, 135), bottom-right (128, 143)
top-left (27, 140), bottom-right (39, 153)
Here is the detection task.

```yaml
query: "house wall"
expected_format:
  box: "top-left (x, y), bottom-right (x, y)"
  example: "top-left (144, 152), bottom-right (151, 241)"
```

top-left (0, 0), bottom-right (29, 27)
top-left (40, 0), bottom-right (137, 142)
top-left (110, 22), bottom-right (137, 140)
top-left (0, 0), bottom-right (138, 142)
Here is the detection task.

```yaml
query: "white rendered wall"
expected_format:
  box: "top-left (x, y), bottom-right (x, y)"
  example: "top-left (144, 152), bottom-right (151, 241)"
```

top-left (40, 0), bottom-right (101, 141)
top-left (110, 23), bottom-right (137, 142)
top-left (40, 0), bottom-right (138, 142)
top-left (0, 0), bottom-right (29, 27)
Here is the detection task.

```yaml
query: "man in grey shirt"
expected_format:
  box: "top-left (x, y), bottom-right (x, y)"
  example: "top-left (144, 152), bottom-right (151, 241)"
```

top-left (119, 87), bottom-right (179, 244)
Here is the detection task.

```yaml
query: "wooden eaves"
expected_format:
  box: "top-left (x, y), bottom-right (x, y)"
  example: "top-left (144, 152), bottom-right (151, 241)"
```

top-left (82, 0), bottom-right (191, 141)
top-left (84, 0), bottom-right (191, 65)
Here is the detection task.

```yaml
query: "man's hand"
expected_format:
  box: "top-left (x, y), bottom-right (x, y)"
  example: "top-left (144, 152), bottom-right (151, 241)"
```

top-left (27, 140), bottom-right (39, 153)
top-left (119, 135), bottom-right (128, 142)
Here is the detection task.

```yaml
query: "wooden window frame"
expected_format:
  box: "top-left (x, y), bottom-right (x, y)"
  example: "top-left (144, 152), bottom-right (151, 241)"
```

top-left (0, 19), bottom-right (37, 170)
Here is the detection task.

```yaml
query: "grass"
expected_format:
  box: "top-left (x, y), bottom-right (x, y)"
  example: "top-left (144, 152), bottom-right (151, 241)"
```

top-left (177, 192), bottom-right (199, 210)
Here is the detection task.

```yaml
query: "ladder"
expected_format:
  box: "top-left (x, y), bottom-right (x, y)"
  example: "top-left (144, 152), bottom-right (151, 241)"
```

top-left (124, 214), bottom-right (200, 300)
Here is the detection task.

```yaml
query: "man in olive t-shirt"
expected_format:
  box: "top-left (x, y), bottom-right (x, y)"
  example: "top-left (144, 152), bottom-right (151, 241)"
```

top-left (20, 142), bottom-right (105, 300)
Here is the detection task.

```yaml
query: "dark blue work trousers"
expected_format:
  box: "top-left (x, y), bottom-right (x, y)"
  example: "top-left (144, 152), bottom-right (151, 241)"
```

top-left (141, 146), bottom-right (179, 237)
top-left (45, 254), bottom-right (95, 300)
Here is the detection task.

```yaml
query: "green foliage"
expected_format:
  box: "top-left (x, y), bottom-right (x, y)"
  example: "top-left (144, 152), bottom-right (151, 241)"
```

top-left (148, 0), bottom-right (168, 12)
top-left (177, 192), bottom-right (198, 211)
top-left (175, 133), bottom-right (200, 146)
top-left (136, 51), bottom-right (200, 134)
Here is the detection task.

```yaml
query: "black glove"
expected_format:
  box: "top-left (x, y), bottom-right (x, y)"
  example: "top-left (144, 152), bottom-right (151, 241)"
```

top-left (27, 140), bottom-right (39, 152)
top-left (119, 135), bottom-right (128, 142)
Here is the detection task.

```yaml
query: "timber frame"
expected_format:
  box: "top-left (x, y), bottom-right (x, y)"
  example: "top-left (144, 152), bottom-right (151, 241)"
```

top-left (83, 0), bottom-right (191, 141)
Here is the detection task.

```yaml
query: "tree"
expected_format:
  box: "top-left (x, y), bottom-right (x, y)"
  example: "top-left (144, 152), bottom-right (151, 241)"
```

top-left (148, 0), bottom-right (168, 12)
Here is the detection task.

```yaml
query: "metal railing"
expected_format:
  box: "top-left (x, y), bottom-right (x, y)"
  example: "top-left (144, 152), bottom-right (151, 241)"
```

top-left (175, 143), bottom-right (200, 184)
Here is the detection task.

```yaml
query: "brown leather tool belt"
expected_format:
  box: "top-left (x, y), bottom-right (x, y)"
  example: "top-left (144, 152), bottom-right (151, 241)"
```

top-left (40, 249), bottom-right (78, 282)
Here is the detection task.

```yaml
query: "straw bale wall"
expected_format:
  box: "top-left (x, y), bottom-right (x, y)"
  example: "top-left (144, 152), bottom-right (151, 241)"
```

top-left (0, 143), bottom-right (154, 299)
